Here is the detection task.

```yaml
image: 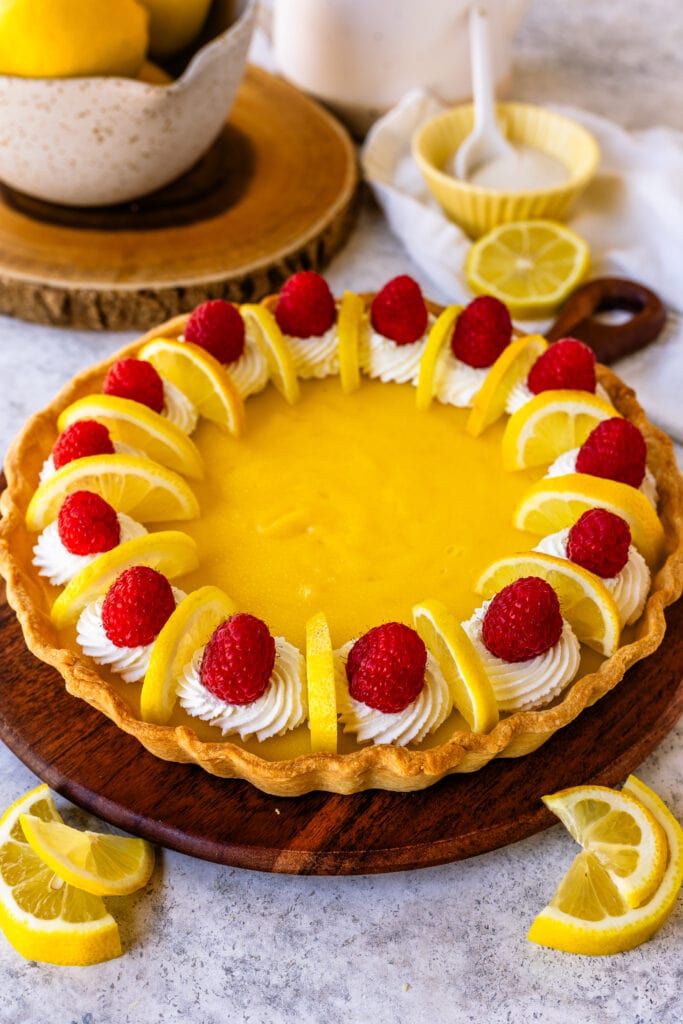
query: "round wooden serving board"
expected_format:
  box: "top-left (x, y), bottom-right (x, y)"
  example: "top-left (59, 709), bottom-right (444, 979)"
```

top-left (1, 581), bottom-right (682, 875)
top-left (0, 65), bottom-right (359, 331)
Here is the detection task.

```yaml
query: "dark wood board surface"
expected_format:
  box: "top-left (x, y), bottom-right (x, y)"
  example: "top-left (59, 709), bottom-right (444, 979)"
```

top-left (0, 65), bottom-right (359, 331)
top-left (1, 582), bottom-right (682, 875)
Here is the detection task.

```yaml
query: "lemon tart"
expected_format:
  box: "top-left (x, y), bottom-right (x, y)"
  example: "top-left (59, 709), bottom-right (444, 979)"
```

top-left (1, 275), bottom-right (682, 796)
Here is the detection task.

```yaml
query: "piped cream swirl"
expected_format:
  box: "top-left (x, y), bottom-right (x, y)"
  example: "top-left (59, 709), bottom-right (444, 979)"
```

top-left (462, 604), bottom-right (580, 712)
top-left (534, 528), bottom-right (651, 626)
top-left (32, 513), bottom-right (147, 586)
top-left (333, 641), bottom-right (452, 746)
top-left (545, 447), bottom-right (658, 507)
top-left (285, 325), bottom-right (340, 379)
top-left (76, 587), bottom-right (186, 684)
top-left (162, 379), bottom-right (198, 434)
top-left (177, 637), bottom-right (306, 740)
top-left (433, 348), bottom-right (489, 408)
top-left (229, 329), bottom-right (270, 397)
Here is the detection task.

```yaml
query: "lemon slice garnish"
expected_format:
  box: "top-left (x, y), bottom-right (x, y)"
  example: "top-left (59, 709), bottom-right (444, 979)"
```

top-left (466, 333), bottom-right (548, 437)
top-left (50, 530), bottom-right (199, 628)
top-left (528, 776), bottom-right (683, 955)
top-left (0, 785), bottom-right (120, 966)
top-left (415, 305), bottom-right (461, 411)
top-left (514, 474), bottom-right (666, 569)
top-left (19, 813), bottom-right (154, 898)
top-left (502, 390), bottom-right (617, 471)
top-left (413, 599), bottom-right (498, 733)
top-left (305, 611), bottom-right (338, 753)
top-left (241, 304), bottom-right (300, 404)
top-left (138, 337), bottom-right (245, 436)
top-left (57, 393), bottom-right (204, 479)
top-left (466, 220), bottom-right (590, 319)
top-left (141, 585), bottom-right (238, 724)
top-left (337, 291), bottom-right (365, 394)
top-left (25, 453), bottom-right (200, 532)
top-left (476, 552), bottom-right (621, 656)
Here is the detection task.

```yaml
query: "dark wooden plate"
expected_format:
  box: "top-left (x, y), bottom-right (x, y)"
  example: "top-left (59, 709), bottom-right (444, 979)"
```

top-left (1, 582), bottom-right (682, 875)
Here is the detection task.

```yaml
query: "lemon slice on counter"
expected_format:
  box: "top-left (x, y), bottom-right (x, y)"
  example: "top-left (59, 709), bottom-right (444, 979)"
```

top-left (20, 814), bottom-right (154, 898)
top-left (57, 394), bottom-right (204, 479)
top-left (138, 338), bottom-right (245, 436)
top-left (337, 291), bottom-right (365, 394)
top-left (141, 585), bottom-right (238, 724)
top-left (241, 304), bottom-right (300, 404)
top-left (528, 776), bottom-right (683, 955)
top-left (305, 611), bottom-right (338, 754)
top-left (415, 305), bottom-right (462, 411)
top-left (0, 786), bottom-right (120, 966)
top-left (413, 599), bottom-right (499, 733)
top-left (476, 552), bottom-right (621, 657)
top-left (466, 333), bottom-right (548, 436)
top-left (514, 474), bottom-right (665, 569)
top-left (502, 390), bottom-right (617, 470)
top-left (50, 530), bottom-right (199, 628)
top-left (466, 220), bottom-right (590, 319)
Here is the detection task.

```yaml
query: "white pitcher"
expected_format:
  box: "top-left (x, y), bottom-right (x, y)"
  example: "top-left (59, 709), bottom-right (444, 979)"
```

top-left (272, 0), bottom-right (530, 136)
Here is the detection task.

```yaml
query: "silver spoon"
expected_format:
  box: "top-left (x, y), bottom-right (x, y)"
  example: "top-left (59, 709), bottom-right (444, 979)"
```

top-left (454, 6), bottom-right (515, 181)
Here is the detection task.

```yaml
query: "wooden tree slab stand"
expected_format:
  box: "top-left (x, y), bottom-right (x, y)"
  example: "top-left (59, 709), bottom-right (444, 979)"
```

top-left (0, 65), bottom-right (359, 331)
top-left (1, 577), bottom-right (681, 875)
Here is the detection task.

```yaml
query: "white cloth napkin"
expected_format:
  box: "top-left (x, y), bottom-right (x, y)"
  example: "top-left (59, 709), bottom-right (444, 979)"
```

top-left (361, 90), bottom-right (683, 440)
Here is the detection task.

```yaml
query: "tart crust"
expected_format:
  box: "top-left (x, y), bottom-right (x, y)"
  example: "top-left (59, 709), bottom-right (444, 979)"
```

top-left (2, 306), bottom-right (683, 796)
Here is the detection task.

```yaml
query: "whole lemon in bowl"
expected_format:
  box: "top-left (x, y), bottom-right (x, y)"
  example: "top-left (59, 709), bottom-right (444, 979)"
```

top-left (0, 0), bottom-right (149, 78)
top-left (139, 0), bottom-right (213, 58)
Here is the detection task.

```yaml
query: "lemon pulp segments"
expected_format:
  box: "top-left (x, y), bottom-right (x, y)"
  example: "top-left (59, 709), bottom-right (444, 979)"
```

top-left (0, 786), bottom-right (120, 966)
top-left (413, 599), bottom-right (498, 733)
top-left (141, 585), bottom-right (238, 724)
top-left (465, 219), bottom-right (590, 318)
top-left (25, 453), bottom-right (200, 531)
top-left (138, 337), bottom-right (245, 436)
top-left (50, 530), bottom-right (200, 628)
top-left (305, 611), bottom-right (338, 753)
top-left (337, 291), bottom-right (364, 394)
top-left (57, 393), bottom-right (204, 479)
top-left (502, 390), bottom-right (617, 470)
top-left (415, 305), bottom-right (461, 411)
top-left (466, 333), bottom-right (548, 437)
top-left (19, 813), bottom-right (154, 898)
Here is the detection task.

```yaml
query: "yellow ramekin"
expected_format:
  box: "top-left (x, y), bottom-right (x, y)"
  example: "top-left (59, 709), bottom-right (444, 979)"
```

top-left (412, 102), bottom-right (600, 238)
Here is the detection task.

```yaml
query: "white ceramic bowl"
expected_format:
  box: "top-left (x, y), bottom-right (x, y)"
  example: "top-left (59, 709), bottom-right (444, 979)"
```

top-left (0, 0), bottom-right (257, 206)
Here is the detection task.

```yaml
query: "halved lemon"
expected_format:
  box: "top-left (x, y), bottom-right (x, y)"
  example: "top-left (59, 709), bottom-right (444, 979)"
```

top-left (241, 304), bottom-right (300, 404)
top-left (514, 474), bottom-right (666, 569)
top-left (502, 390), bottom-right (617, 471)
top-left (337, 291), bottom-right (365, 394)
top-left (415, 305), bottom-right (461, 411)
top-left (466, 333), bottom-right (548, 436)
top-left (20, 813), bottom-right (154, 898)
top-left (25, 453), bottom-right (200, 532)
top-left (476, 552), bottom-right (621, 656)
top-left (528, 776), bottom-right (683, 955)
top-left (305, 611), bottom-right (338, 753)
top-left (0, 785), bottom-right (120, 966)
top-left (413, 599), bottom-right (499, 733)
top-left (465, 220), bottom-right (590, 319)
top-left (141, 585), bottom-right (237, 724)
top-left (541, 783), bottom-right (668, 909)
top-left (57, 393), bottom-right (204, 479)
top-left (50, 530), bottom-right (199, 628)
top-left (138, 337), bottom-right (245, 436)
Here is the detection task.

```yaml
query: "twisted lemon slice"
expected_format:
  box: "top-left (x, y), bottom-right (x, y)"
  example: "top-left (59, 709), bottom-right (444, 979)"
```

top-left (466, 334), bottom-right (548, 437)
top-left (305, 611), bottom-right (338, 753)
top-left (502, 390), bottom-right (617, 471)
top-left (337, 291), bottom-right (364, 395)
top-left (415, 304), bottom-right (461, 411)
top-left (241, 304), bottom-right (300, 404)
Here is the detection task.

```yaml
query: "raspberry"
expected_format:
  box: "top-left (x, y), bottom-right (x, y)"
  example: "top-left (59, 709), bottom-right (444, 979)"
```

top-left (451, 295), bottom-right (512, 368)
top-left (575, 418), bottom-right (647, 489)
top-left (102, 357), bottom-right (164, 413)
top-left (370, 275), bottom-right (428, 345)
top-left (57, 490), bottom-right (120, 556)
top-left (184, 299), bottom-right (246, 364)
top-left (275, 271), bottom-right (337, 339)
top-left (346, 622), bottom-right (427, 713)
top-left (200, 613), bottom-right (276, 705)
top-left (527, 338), bottom-right (596, 394)
top-left (52, 420), bottom-right (114, 470)
top-left (566, 508), bottom-right (631, 578)
top-left (481, 577), bottom-right (563, 663)
top-left (101, 566), bottom-right (176, 648)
